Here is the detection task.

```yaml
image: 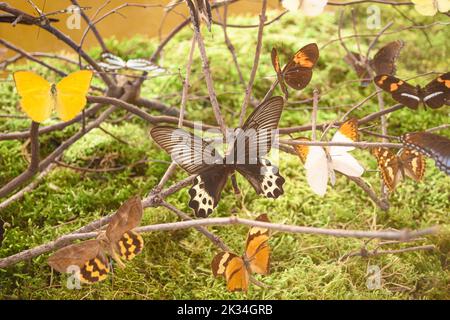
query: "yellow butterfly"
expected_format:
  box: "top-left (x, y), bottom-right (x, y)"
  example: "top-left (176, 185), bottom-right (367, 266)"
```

top-left (13, 70), bottom-right (93, 123)
top-left (412, 0), bottom-right (450, 16)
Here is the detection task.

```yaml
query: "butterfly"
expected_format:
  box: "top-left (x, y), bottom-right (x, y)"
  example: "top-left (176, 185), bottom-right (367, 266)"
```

top-left (271, 43), bottom-right (319, 99)
top-left (211, 214), bottom-right (270, 292)
top-left (98, 53), bottom-right (165, 73)
top-left (13, 70), bottom-right (93, 123)
top-left (292, 118), bottom-right (365, 196)
top-left (372, 147), bottom-right (425, 192)
top-left (344, 40), bottom-right (404, 86)
top-left (401, 131), bottom-right (450, 175)
top-left (150, 96), bottom-right (285, 218)
top-left (412, 0), bottom-right (450, 16)
top-left (374, 72), bottom-right (450, 110)
top-left (281, 0), bottom-right (327, 16)
top-left (47, 196), bottom-right (144, 284)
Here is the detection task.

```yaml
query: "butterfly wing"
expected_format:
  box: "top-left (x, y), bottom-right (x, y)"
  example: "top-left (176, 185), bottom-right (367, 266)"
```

top-left (401, 132), bottom-right (450, 175)
top-left (106, 196), bottom-right (143, 244)
top-left (236, 96), bottom-right (284, 161)
top-left (370, 40), bottom-right (404, 76)
top-left (100, 52), bottom-right (126, 70)
top-left (412, 0), bottom-right (438, 15)
top-left (421, 72), bottom-right (450, 109)
top-left (48, 240), bottom-right (110, 283)
top-left (343, 52), bottom-right (370, 86)
top-left (399, 148), bottom-right (426, 182)
top-left (189, 165), bottom-right (231, 217)
top-left (150, 126), bottom-right (229, 217)
top-left (372, 147), bottom-right (402, 192)
top-left (437, 0), bottom-right (450, 12)
top-left (126, 59), bottom-right (164, 72)
top-left (13, 71), bottom-right (53, 123)
top-left (271, 47), bottom-right (289, 98)
top-left (283, 43), bottom-right (319, 90)
top-left (150, 126), bottom-right (223, 174)
top-left (115, 230), bottom-right (144, 261)
top-left (211, 252), bottom-right (249, 292)
top-left (330, 118), bottom-right (359, 154)
top-left (374, 75), bottom-right (421, 109)
top-left (235, 158), bottom-right (285, 199)
top-left (245, 214), bottom-right (270, 275)
top-left (294, 141), bottom-right (329, 196)
top-left (330, 152), bottom-right (365, 178)
top-left (55, 70), bottom-right (93, 121)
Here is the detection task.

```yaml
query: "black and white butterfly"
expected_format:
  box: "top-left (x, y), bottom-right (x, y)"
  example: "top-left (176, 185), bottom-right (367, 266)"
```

top-left (150, 96), bottom-right (286, 218)
top-left (98, 53), bottom-right (165, 73)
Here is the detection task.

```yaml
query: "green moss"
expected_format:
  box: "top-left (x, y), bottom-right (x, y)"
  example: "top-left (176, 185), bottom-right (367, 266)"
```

top-left (0, 7), bottom-right (448, 299)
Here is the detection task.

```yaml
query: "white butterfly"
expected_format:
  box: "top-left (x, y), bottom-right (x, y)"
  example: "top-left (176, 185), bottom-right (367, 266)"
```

top-left (293, 119), bottom-right (365, 196)
top-left (281, 0), bottom-right (328, 16)
top-left (412, 0), bottom-right (450, 16)
top-left (98, 53), bottom-right (165, 73)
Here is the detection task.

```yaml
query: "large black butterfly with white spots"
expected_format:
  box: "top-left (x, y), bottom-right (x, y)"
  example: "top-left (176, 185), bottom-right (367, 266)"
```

top-left (150, 96), bottom-right (285, 218)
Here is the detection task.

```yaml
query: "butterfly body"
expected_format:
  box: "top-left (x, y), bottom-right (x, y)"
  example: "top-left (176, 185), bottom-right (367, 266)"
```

top-left (211, 214), bottom-right (270, 292)
top-left (48, 197), bottom-right (144, 284)
top-left (99, 53), bottom-right (164, 73)
top-left (374, 72), bottom-right (450, 109)
top-left (293, 119), bottom-right (364, 196)
top-left (271, 43), bottom-right (319, 98)
top-left (372, 147), bottom-right (425, 192)
top-left (151, 97), bottom-right (286, 217)
top-left (13, 70), bottom-right (93, 123)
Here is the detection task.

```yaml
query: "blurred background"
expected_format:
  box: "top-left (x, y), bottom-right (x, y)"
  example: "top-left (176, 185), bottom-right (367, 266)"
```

top-left (0, 0), bottom-right (288, 54)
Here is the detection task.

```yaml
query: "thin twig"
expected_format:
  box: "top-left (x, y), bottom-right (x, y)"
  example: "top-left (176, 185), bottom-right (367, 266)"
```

top-left (238, 0), bottom-right (267, 127)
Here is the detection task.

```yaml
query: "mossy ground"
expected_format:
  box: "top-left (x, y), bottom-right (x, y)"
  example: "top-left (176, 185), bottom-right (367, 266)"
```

top-left (0, 7), bottom-right (449, 299)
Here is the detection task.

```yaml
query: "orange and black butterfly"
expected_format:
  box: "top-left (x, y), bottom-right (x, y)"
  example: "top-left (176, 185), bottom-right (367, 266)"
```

top-left (150, 97), bottom-right (285, 218)
top-left (374, 72), bottom-right (449, 109)
top-left (372, 147), bottom-right (425, 192)
top-left (271, 43), bottom-right (319, 99)
top-left (47, 197), bottom-right (144, 284)
top-left (344, 40), bottom-right (404, 86)
top-left (401, 131), bottom-right (450, 175)
top-left (211, 214), bottom-right (270, 292)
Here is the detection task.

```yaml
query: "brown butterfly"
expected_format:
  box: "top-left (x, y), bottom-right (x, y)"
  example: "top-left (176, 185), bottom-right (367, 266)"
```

top-left (401, 131), bottom-right (450, 176)
top-left (271, 43), bottom-right (319, 99)
top-left (211, 214), bottom-right (270, 292)
top-left (344, 40), bottom-right (404, 86)
top-left (374, 72), bottom-right (449, 109)
top-left (150, 97), bottom-right (285, 218)
top-left (372, 147), bottom-right (425, 192)
top-left (47, 196), bottom-right (144, 284)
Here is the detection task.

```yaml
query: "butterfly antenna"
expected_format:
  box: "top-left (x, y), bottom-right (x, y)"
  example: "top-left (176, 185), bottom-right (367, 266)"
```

top-left (359, 129), bottom-right (400, 141)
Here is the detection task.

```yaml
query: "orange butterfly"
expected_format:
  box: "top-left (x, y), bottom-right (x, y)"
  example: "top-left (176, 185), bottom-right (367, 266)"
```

top-left (211, 214), bottom-right (270, 292)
